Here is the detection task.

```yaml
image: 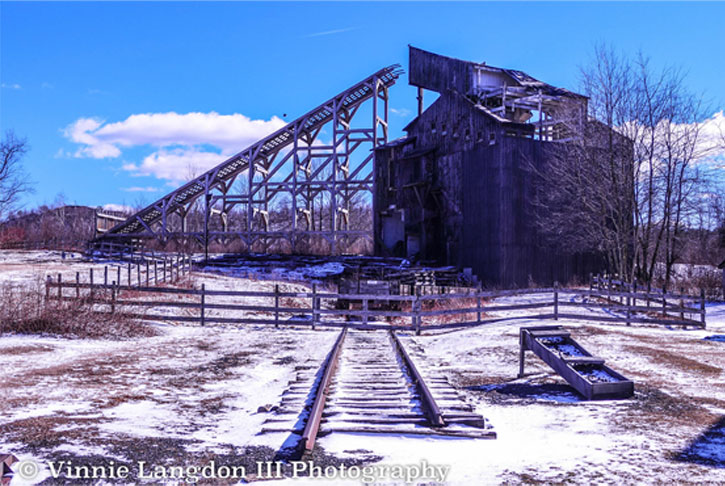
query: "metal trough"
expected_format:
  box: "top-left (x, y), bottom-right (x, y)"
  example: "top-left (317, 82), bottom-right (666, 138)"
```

top-left (518, 325), bottom-right (634, 400)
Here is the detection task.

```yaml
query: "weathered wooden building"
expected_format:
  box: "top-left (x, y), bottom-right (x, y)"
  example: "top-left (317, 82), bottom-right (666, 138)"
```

top-left (374, 47), bottom-right (603, 286)
top-left (0, 205), bottom-right (127, 249)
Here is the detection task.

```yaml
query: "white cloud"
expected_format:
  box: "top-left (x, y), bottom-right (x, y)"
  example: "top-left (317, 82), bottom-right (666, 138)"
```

top-left (64, 118), bottom-right (121, 158)
top-left (121, 186), bottom-right (162, 193)
top-left (390, 107), bottom-right (412, 117)
top-left (303, 27), bottom-right (358, 38)
top-left (1, 83), bottom-right (22, 90)
top-left (123, 148), bottom-right (229, 183)
top-left (63, 111), bottom-right (287, 181)
top-left (101, 203), bottom-right (133, 213)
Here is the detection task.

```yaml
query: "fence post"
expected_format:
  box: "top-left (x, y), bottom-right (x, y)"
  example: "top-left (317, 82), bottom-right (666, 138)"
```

top-left (45, 275), bottom-right (51, 301)
top-left (154, 260), bottom-right (158, 285)
top-left (127, 263), bottom-right (131, 287)
top-left (633, 279), bottom-right (638, 308)
top-left (625, 285), bottom-right (631, 326)
top-left (137, 262), bottom-right (141, 287)
top-left (200, 283), bottom-right (206, 327)
top-left (163, 258), bottom-right (167, 283)
top-left (679, 287), bottom-right (685, 322)
top-left (700, 288), bottom-right (706, 329)
top-left (311, 284), bottom-right (318, 331)
top-left (104, 266), bottom-right (108, 286)
top-left (146, 261), bottom-right (150, 286)
top-left (646, 281), bottom-right (651, 308)
top-left (76, 272), bottom-right (80, 299)
top-left (589, 273), bottom-right (593, 292)
top-left (518, 329), bottom-right (526, 378)
top-left (476, 290), bottom-right (482, 325)
top-left (553, 282), bottom-right (559, 321)
top-left (274, 284), bottom-right (280, 329)
top-left (111, 281), bottom-right (116, 314)
top-left (662, 285), bottom-right (667, 319)
top-left (414, 287), bottom-right (421, 336)
top-left (362, 297), bottom-right (369, 327)
top-left (57, 273), bottom-right (62, 300)
top-left (608, 276), bottom-right (612, 302)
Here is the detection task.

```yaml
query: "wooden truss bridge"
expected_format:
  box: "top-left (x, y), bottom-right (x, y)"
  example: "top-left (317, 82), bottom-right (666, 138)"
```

top-left (90, 65), bottom-right (403, 256)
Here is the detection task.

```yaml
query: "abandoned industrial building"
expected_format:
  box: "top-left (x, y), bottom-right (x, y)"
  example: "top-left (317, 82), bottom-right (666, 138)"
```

top-left (92, 46), bottom-right (607, 286)
top-left (374, 47), bottom-right (603, 286)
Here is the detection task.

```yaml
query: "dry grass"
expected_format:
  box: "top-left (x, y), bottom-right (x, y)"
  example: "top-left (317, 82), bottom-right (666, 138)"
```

top-left (0, 280), bottom-right (157, 339)
top-left (626, 344), bottom-right (722, 375)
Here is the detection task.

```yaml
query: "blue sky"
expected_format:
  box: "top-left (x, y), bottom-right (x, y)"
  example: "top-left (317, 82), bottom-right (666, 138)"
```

top-left (1, 1), bottom-right (724, 211)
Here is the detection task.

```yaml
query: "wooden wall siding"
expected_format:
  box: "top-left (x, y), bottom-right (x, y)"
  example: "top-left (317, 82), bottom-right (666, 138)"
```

top-left (375, 90), bottom-right (603, 286)
top-left (409, 46), bottom-right (472, 95)
top-left (374, 49), bottom-right (605, 286)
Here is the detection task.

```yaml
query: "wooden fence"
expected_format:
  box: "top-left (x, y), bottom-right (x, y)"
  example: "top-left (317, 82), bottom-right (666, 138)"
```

top-left (45, 275), bottom-right (707, 333)
top-left (45, 254), bottom-right (192, 300)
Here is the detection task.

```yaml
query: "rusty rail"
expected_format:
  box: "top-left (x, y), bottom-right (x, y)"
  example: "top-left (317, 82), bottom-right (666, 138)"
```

top-left (300, 327), bottom-right (348, 454)
top-left (389, 331), bottom-right (445, 427)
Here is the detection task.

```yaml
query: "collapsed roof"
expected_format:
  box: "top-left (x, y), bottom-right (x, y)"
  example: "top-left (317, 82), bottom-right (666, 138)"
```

top-left (409, 46), bottom-right (587, 141)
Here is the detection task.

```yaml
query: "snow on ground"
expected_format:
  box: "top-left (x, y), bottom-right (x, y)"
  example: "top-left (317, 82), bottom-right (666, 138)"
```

top-left (1, 251), bottom-right (725, 484)
top-left (0, 250), bottom-right (132, 288)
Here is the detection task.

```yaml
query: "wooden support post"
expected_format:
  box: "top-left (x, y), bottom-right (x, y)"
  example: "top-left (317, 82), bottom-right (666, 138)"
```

top-left (311, 284), bottom-right (318, 330)
top-left (146, 261), bottom-right (150, 286)
top-left (700, 288), bottom-right (706, 329)
top-left (274, 284), bottom-right (280, 329)
top-left (163, 258), bottom-right (167, 283)
top-left (608, 276), bottom-right (612, 302)
top-left (137, 262), bottom-right (141, 287)
top-left (57, 273), bottom-right (62, 299)
top-left (111, 281), bottom-right (116, 314)
top-left (646, 282), bottom-right (651, 308)
top-left (554, 282), bottom-right (559, 321)
top-left (104, 266), bottom-right (108, 286)
top-left (127, 263), bottom-right (131, 287)
top-left (518, 329), bottom-right (526, 378)
top-left (200, 283), bottom-right (206, 327)
top-left (414, 287), bottom-right (421, 336)
top-left (154, 260), bottom-right (158, 285)
top-left (662, 286), bottom-right (667, 319)
top-left (362, 298), bottom-right (369, 326)
top-left (75, 272), bottom-right (80, 299)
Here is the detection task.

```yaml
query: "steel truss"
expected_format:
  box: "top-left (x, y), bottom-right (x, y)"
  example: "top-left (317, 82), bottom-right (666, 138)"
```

top-left (92, 65), bottom-right (403, 256)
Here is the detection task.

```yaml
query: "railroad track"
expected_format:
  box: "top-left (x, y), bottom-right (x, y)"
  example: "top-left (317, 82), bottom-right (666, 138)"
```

top-left (262, 328), bottom-right (495, 457)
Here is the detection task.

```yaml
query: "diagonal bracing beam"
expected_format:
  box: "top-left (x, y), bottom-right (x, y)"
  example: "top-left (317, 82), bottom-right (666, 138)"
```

top-left (93, 64), bottom-right (403, 255)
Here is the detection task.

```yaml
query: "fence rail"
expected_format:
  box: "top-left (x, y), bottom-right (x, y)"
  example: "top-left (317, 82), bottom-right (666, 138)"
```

top-left (45, 273), bottom-right (707, 332)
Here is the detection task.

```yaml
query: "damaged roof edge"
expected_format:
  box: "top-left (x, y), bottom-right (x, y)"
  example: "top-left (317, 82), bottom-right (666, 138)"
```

top-left (408, 45), bottom-right (586, 100)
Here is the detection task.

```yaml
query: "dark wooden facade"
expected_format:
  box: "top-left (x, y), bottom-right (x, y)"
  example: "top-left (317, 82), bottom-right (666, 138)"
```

top-left (374, 48), bottom-right (603, 287)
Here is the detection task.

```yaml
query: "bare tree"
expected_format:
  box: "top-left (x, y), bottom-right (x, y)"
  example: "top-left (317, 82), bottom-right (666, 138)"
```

top-left (0, 131), bottom-right (32, 219)
top-left (532, 44), bottom-right (718, 287)
top-left (530, 45), bottom-right (636, 280)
